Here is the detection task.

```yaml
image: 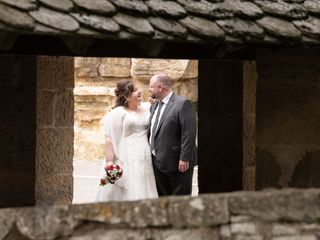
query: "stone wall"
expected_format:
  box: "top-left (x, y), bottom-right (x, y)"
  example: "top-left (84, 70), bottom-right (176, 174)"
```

top-left (36, 56), bottom-right (74, 205)
top-left (1, 189), bottom-right (320, 239)
top-left (74, 58), bottom-right (198, 161)
top-left (256, 49), bottom-right (320, 189)
top-left (0, 55), bottom-right (36, 207)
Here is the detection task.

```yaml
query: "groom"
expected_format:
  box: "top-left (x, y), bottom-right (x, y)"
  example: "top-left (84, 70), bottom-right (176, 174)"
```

top-left (148, 73), bottom-right (197, 196)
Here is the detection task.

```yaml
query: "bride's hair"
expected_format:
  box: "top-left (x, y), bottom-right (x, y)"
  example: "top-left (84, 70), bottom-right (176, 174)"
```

top-left (114, 79), bottom-right (135, 108)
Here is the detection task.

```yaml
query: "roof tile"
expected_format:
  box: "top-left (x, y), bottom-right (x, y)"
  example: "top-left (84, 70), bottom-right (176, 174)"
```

top-left (112, 0), bottom-right (149, 16)
top-left (0, 3), bottom-right (34, 30)
top-left (73, 0), bottom-right (116, 16)
top-left (180, 16), bottom-right (225, 39)
top-left (293, 17), bottom-right (320, 39)
top-left (150, 17), bottom-right (188, 38)
top-left (71, 13), bottom-right (120, 34)
top-left (257, 16), bottom-right (302, 40)
top-left (113, 13), bottom-right (154, 36)
top-left (39, 0), bottom-right (74, 12)
top-left (183, 0), bottom-right (233, 20)
top-left (147, 0), bottom-right (187, 19)
top-left (0, 0), bottom-right (36, 11)
top-left (254, 0), bottom-right (308, 20)
top-left (216, 18), bottom-right (264, 41)
top-left (30, 7), bottom-right (79, 32)
top-left (304, 0), bottom-right (320, 16)
top-left (225, 0), bottom-right (263, 20)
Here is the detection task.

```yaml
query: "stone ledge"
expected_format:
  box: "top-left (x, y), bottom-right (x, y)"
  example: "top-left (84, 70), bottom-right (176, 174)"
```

top-left (1, 189), bottom-right (320, 239)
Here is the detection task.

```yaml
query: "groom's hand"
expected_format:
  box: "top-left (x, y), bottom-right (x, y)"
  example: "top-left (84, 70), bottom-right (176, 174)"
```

top-left (178, 160), bottom-right (189, 172)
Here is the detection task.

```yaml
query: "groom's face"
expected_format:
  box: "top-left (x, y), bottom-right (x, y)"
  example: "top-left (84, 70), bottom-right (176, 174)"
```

top-left (149, 77), bottom-right (161, 100)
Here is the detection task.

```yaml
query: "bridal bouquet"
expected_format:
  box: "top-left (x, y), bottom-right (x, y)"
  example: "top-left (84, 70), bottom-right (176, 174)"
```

top-left (99, 163), bottom-right (123, 186)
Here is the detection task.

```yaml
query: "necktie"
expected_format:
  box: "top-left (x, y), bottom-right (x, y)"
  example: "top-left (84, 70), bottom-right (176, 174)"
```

top-left (150, 101), bottom-right (164, 152)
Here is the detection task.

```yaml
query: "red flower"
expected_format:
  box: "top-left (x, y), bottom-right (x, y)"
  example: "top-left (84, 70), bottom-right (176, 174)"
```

top-left (100, 178), bottom-right (107, 186)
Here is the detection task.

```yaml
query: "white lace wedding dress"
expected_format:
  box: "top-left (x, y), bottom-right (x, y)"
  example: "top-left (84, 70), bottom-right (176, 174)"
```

top-left (95, 102), bottom-right (158, 202)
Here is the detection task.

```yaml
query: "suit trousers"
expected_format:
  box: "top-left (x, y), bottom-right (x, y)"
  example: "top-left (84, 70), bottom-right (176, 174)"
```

top-left (152, 155), bottom-right (193, 196)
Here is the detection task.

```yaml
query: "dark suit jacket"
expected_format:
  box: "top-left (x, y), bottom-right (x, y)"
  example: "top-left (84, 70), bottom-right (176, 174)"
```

top-left (149, 93), bottom-right (198, 173)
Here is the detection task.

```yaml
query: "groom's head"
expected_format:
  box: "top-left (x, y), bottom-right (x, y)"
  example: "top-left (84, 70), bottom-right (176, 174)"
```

top-left (149, 73), bottom-right (172, 100)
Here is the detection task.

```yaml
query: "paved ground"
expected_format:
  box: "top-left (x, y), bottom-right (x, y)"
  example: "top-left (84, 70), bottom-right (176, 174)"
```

top-left (73, 160), bottom-right (198, 204)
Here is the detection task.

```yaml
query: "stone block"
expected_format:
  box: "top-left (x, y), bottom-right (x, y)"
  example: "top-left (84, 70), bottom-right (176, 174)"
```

top-left (53, 90), bottom-right (74, 127)
top-left (231, 222), bottom-right (257, 234)
top-left (74, 57), bottom-right (101, 68)
top-left (75, 67), bottom-right (99, 78)
top-left (272, 224), bottom-right (299, 236)
top-left (35, 174), bottom-right (73, 205)
top-left (182, 60), bottom-right (198, 79)
top-left (99, 58), bottom-right (131, 77)
top-left (16, 205), bottom-right (76, 239)
top-left (131, 59), bottom-right (189, 81)
top-left (168, 194), bottom-right (229, 227)
top-left (37, 90), bottom-right (54, 126)
top-left (37, 56), bottom-right (74, 89)
top-left (36, 128), bottom-right (73, 175)
top-left (229, 189), bottom-right (320, 222)
top-left (0, 209), bottom-right (15, 239)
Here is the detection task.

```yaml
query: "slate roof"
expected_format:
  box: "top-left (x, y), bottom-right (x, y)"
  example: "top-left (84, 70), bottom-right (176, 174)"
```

top-left (0, 0), bottom-right (319, 50)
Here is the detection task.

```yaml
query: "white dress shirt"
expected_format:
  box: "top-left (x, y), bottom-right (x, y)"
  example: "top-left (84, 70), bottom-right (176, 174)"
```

top-left (149, 91), bottom-right (173, 154)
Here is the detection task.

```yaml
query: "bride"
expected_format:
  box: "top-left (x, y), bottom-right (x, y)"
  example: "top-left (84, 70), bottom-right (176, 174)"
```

top-left (95, 79), bottom-right (158, 201)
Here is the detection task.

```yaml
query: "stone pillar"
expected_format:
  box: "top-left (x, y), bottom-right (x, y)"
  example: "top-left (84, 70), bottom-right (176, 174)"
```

top-left (36, 56), bottom-right (74, 205)
top-left (0, 55), bottom-right (36, 207)
top-left (242, 61), bottom-right (257, 191)
top-left (198, 60), bottom-right (243, 193)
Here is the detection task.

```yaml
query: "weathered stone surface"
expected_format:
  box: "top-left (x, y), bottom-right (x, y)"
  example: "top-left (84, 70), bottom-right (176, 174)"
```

top-left (37, 90), bottom-right (54, 126)
top-left (229, 189), bottom-right (320, 221)
top-left (130, 58), bottom-right (189, 81)
top-left (180, 16), bottom-right (225, 39)
top-left (30, 7), bottom-right (79, 32)
top-left (35, 23), bottom-right (60, 34)
top-left (99, 58), bottom-right (131, 77)
top-left (304, 0), bottom-right (320, 16)
top-left (0, 3), bottom-right (35, 30)
top-left (216, 18), bottom-right (264, 40)
top-left (74, 57), bottom-right (101, 68)
top-left (254, 0), bottom-right (308, 20)
top-left (54, 90), bottom-right (74, 127)
top-left (37, 128), bottom-right (73, 174)
top-left (73, 0), bottom-right (116, 16)
top-left (147, 0), bottom-right (187, 19)
top-left (16, 205), bottom-right (77, 239)
top-left (0, 209), bottom-right (15, 239)
top-left (184, 0), bottom-right (233, 19)
top-left (272, 224), bottom-right (299, 236)
top-left (35, 174), bottom-right (73, 205)
top-left (294, 17), bottom-right (320, 39)
top-left (0, 0), bottom-right (36, 10)
top-left (69, 228), bottom-right (219, 240)
top-left (168, 195), bottom-right (229, 227)
top-left (71, 13), bottom-right (120, 33)
top-left (182, 60), bottom-right (198, 79)
top-left (37, 56), bottom-right (74, 89)
top-left (150, 17), bottom-right (188, 38)
top-left (257, 16), bottom-right (302, 40)
top-left (113, 0), bottom-right (149, 16)
top-left (38, 0), bottom-right (74, 12)
top-left (225, 0), bottom-right (263, 20)
top-left (113, 13), bottom-right (154, 36)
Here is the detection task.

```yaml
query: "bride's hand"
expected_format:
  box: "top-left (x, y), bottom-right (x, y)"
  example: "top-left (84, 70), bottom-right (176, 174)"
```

top-left (106, 160), bottom-right (114, 167)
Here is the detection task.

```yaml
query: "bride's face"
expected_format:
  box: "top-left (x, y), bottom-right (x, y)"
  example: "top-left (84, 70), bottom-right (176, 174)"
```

top-left (128, 87), bottom-right (142, 105)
